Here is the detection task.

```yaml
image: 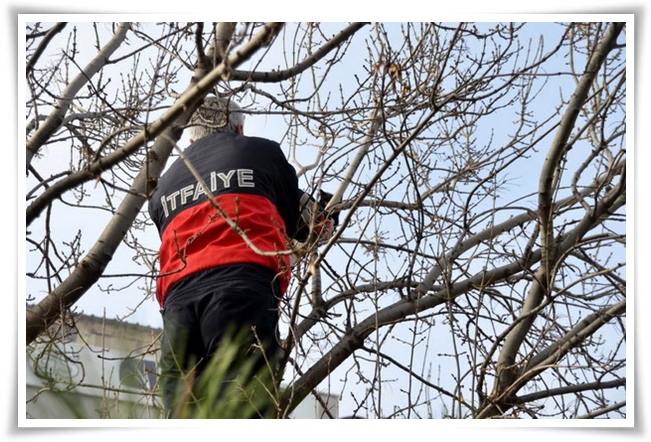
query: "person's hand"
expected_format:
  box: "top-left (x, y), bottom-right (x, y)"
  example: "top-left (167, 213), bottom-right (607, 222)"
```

top-left (314, 216), bottom-right (335, 244)
top-left (300, 192), bottom-right (337, 244)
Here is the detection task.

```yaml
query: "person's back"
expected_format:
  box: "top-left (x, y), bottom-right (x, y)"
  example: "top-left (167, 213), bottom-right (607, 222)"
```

top-left (149, 131), bottom-right (302, 307)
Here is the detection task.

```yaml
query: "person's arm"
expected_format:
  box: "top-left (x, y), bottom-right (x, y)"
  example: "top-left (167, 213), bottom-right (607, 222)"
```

top-left (295, 189), bottom-right (338, 245)
top-left (268, 140), bottom-right (338, 244)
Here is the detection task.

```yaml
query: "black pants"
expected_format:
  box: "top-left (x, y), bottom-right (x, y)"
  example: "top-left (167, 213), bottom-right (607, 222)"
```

top-left (159, 264), bottom-right (281, 418)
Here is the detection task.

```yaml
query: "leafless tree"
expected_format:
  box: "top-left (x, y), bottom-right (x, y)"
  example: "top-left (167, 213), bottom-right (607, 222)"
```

top-left (25, 21), bottom-right (627, 419)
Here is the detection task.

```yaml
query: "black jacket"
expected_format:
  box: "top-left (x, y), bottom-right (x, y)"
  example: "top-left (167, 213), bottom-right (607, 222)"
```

top-left (148, 132), bottom-right (307, 307)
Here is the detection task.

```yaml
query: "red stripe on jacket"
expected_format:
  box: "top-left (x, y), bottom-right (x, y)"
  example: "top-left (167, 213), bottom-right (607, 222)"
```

top-left (155, 193), bottom-right (291, 307)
